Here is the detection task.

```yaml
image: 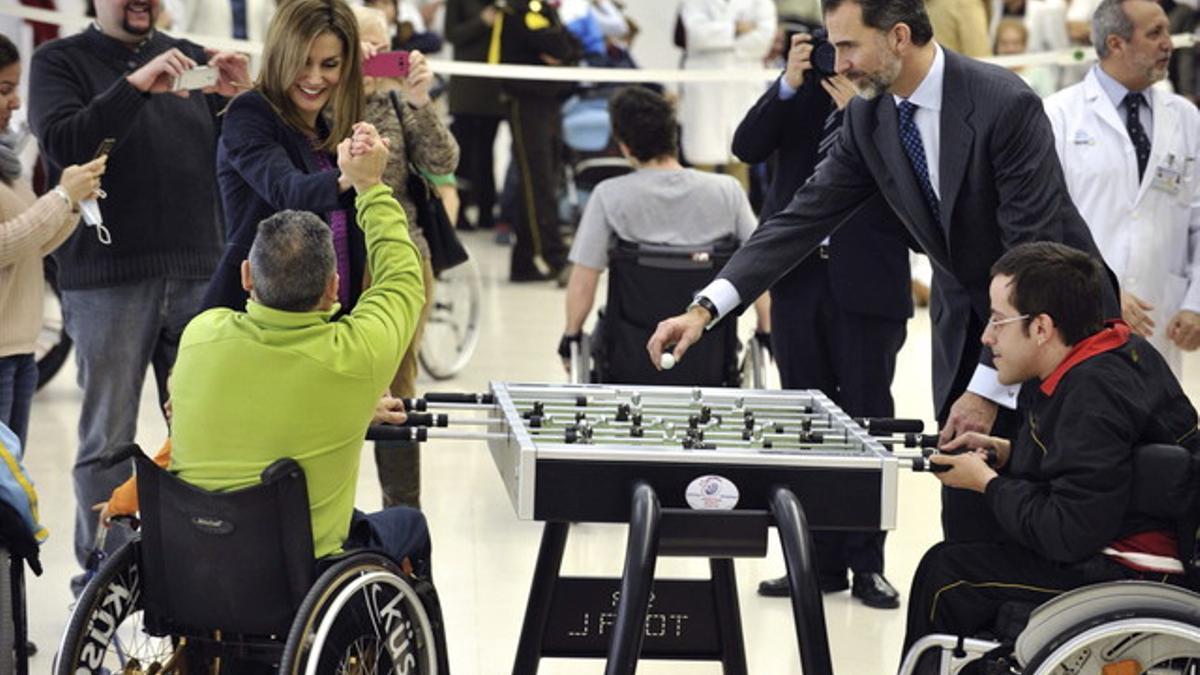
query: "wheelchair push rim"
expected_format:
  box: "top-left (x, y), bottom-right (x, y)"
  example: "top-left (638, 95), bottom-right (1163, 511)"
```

top-left (282, 555), bottom-right (439, 675)
top-left (1025, 615), bottom-right (1200, 675)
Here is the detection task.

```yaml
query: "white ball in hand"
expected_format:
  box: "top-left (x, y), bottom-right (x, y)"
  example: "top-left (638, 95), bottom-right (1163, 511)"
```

top-left (660, 352), bottom-right (676, 370)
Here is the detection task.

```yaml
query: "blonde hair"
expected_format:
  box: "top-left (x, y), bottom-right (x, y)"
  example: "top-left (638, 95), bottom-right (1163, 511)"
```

top-left (352, 5), bottom-right (389, 40)
top-left (256, 0), bottom-right (364, 152)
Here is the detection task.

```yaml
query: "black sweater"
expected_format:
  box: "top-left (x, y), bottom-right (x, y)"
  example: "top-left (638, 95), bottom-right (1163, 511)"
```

top-left (986, 330), bottom-right (1198, 563)
top-left (28, 25), bottom-right (223, 290)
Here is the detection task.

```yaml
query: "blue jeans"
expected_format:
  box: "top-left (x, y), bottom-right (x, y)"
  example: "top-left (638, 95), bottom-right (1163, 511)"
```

top-left (347, 507), bottom-right (432, 579)
top-left (61, 278), bottom-right (207, 593)
top-left (0, 354), bottom-right (37, 448)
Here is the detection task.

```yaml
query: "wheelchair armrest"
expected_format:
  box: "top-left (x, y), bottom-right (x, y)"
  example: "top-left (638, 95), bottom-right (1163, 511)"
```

top-left (99, 442), bottom-right (144, 469)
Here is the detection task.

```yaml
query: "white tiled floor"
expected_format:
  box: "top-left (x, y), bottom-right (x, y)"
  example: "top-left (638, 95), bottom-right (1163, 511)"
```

top-left (18, 230), bottom-right (1200, 674)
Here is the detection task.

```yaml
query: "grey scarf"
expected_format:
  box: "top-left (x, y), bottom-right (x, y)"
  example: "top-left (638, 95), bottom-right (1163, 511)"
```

top-left (0, 133), bottom-right (22, 186)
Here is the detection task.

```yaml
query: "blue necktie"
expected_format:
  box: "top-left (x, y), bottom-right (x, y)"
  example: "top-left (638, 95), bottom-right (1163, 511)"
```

top-left (897, 100), bottom-right (940, 225)
top-left (1124, 92), bottom-right (1150, 182)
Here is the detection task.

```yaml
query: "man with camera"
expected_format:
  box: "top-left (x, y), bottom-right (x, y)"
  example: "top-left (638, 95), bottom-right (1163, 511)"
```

top-left (27, 0), bottom-right (249, 594)
top-left (732, 29), bottom-right (911, 608)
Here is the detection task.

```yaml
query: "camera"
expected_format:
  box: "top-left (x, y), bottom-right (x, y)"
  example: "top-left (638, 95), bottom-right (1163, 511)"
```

top-left (783, 22), bottom-right (837, 79)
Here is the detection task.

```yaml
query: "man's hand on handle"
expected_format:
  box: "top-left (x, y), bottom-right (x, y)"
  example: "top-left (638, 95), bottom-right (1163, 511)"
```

top-left (938, 391), bottom-right (998, 445)
top-left (646, 305), bottom-right (710, 371)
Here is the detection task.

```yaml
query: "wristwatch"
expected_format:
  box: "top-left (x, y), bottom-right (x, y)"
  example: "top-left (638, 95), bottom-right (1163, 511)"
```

top-left (687, 295), bottom-right (719, 330)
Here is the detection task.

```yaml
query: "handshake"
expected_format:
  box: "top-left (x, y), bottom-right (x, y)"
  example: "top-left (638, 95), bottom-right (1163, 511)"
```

top-left (337, 122), bottom-right (391, 193)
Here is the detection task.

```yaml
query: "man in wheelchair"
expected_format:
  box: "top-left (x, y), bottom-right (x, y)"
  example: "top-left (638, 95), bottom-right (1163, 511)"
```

top-left (904, 242), bottom-right (1200, 671)
top-left (166, 122), bottom-right (431, 569)
top-left (559, 85), bottom-right (771, 378)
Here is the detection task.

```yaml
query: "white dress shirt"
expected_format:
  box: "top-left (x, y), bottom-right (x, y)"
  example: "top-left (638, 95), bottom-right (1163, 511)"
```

top-left (699, 43), bottom-right (1021, 409)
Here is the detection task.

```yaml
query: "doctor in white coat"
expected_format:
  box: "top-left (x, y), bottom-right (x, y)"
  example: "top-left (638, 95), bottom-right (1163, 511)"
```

top-left (678, 0), bottom-right (776, 167)
top-left (1044, 0), bottom-right (1200, 375)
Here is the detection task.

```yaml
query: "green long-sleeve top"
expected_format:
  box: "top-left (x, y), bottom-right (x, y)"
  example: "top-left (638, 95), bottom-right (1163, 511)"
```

top-left (169, 184), bottom-right (425, 558)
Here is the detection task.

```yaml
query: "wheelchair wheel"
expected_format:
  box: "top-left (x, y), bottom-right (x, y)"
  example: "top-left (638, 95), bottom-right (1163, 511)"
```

top-left (1024, 612), bottom-right (1200, 675)
top-left (281, 553), bottom-right (441, 675)
top-left (56, 540), bottom-right (181, 675)
top-left (419, 256), bottom-right (482, 381)
top-left (0, 549), bottom-right (14, 674)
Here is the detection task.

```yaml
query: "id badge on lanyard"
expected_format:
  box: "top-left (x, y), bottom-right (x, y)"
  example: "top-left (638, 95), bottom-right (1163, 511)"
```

top-left (1151, 153), bottom-right (1190, 196)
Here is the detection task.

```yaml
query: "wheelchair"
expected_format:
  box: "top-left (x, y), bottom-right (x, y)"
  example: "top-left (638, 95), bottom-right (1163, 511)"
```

top-left (570, 236), bottom-right (768, 387)
top-left (56, 444), bottom-right (449, 675)
top-left (898, 442), bottom-right (1200, 675)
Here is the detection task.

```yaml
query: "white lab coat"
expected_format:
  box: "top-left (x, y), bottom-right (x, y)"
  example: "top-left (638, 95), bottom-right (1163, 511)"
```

top-left (677, 0), bottom-right (776, 165)
top-left (1044, 69), bottom-right (1200, 374)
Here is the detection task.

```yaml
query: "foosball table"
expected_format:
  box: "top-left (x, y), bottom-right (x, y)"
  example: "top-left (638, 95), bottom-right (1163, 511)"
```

top-left (373, 382), bottom-right (941, 675)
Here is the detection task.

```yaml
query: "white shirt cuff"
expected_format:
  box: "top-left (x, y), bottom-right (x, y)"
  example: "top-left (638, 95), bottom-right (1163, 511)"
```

top-left (967, 365), bottom-right (1021, 410)
top-left (697, 278), bottom-right (742, 325)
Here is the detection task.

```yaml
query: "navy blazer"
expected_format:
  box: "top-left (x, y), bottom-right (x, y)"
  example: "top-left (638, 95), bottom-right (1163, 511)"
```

top-left (202, 90), bottom-right (363, 311)
top-left (719, 49), bottom-right (1118, 420)
top-left (732, 76), bottom-right (912, 321)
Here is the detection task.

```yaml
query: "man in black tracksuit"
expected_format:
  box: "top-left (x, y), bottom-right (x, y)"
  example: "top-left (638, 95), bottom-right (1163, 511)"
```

top-left (489, 0), bottom-right (581, 282)
top-left (903, 243), bottom-right (1199, 666)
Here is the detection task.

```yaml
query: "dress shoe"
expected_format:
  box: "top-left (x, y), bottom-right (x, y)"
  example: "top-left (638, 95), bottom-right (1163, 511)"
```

top-left (851, 572), bottom-right (901, 609)
top-left (757, 574), bottom-right (849, 597)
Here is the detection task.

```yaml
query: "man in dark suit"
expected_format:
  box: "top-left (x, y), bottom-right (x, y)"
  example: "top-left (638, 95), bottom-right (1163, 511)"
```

top-left (733, 32), bottom-right (912, 607)
top-left (648, 0), bottom-right (1118, 541)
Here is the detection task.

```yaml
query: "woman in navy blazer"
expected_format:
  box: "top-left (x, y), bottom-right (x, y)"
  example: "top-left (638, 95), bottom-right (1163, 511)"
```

top-left (203, 0), bottom-right (367, 311)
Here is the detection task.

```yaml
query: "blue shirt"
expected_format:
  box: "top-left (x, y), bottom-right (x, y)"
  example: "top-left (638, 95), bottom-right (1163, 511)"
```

top-left (1093, 64), bottom-right (1154, 138)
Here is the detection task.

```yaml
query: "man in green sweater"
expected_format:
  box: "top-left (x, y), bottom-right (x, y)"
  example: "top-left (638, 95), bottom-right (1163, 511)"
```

top-left (168, 123), bottom-right (429, 564)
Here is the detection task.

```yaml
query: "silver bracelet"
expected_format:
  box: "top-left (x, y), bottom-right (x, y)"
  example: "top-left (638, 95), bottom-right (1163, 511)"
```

top-left (51, 185), bottom-right (73, 208)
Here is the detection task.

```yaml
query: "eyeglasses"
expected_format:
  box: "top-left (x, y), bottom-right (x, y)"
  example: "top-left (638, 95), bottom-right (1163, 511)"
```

top-left (985, 314), bottom-right (1030, 333)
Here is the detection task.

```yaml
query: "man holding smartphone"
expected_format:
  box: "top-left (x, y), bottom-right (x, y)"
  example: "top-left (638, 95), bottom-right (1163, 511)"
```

top-left (27, 0), bottom-right (249, 595)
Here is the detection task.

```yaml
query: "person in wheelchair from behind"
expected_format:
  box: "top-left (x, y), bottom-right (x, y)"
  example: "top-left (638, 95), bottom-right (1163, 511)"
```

top-left (162, 122), bottom-right (432, 574)
top-left (905, 242), bottom-right (1199, 671)
top-left (559, 86), bottom-right (770, 367)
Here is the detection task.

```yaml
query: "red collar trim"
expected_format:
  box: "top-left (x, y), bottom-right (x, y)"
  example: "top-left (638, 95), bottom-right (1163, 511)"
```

top-left (1039, 321), bottom-right (1131, 396)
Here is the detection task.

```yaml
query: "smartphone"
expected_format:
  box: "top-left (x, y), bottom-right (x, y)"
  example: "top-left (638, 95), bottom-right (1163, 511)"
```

top-left (93, 137), bottom-right (116, 159)
top-left (171, 66), bottom-right (219, 92)
top-left (363, 51), bottom-right (411, 79)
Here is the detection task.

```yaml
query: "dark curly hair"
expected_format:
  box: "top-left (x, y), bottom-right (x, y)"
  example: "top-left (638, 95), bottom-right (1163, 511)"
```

top-left (608, 86), bottom-right (678, 163)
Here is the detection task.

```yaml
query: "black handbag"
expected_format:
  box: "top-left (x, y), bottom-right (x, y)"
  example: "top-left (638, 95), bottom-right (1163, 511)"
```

top-left (389, 91), bottom-right (469, 274)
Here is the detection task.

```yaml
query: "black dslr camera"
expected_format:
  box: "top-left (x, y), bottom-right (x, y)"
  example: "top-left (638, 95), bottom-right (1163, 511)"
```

top-left (783, 22), bottom-right (837, 79)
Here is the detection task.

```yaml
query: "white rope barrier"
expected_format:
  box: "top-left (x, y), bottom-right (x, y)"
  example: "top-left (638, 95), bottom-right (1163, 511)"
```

top-left (0, 2), bottom-right (1194, 83)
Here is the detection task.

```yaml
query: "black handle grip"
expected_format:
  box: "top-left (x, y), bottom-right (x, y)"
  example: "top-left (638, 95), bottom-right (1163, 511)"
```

top-left (401, 398), bottom-right (427, 412)
top-left (401, 413), bottom-right (449, 428)
top-left (864, 418), bottom-right (925, 435)
top-left (423, 392), bottom-right (495, 405)
top-left (365, 425), bottom-right (429, 442)
top-left (905, 433), bottom-right (940, 448)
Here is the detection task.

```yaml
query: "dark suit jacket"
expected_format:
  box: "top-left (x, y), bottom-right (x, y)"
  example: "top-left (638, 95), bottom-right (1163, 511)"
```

top-left (202, 91), bottom-right (363, 311)
top-left (732, 76), bottom-right (912, 321)
top-left (719, 49), bottom-right (1117, 420)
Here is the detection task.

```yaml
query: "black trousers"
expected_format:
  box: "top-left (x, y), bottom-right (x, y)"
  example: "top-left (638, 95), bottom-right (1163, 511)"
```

top-left (902, 541), bottom-right (1143, 668)
top-left (506, 92), bottom-right (567, 278)
top-left (450, 114), bottom-right (502, 229)
top-left (771, 258), bottom-right (907, 576)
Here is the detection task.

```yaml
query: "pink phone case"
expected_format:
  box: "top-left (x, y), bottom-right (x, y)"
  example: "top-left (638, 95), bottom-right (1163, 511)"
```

top-left (363, 51), bottom-right (411, 78)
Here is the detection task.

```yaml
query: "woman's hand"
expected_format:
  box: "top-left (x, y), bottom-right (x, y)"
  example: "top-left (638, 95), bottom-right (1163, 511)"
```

top-left (403, 51), bottom-right (434, 109)
top-left (58, 155), bottom-right (108, 204)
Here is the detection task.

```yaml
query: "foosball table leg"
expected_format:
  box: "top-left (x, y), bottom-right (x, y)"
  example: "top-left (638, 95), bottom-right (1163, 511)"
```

top-left (604, 482), bottom-right (662, 675)
top-left (710, 558), bottom-right (748, 675)
top-left (770, 487), bottom-right (834, 675)
top-left (512, 521), bottom-right (570, 675)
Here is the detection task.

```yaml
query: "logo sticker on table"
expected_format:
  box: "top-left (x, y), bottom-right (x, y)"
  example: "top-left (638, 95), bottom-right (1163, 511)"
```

top-left (685, 475), bottom-right (739, 510)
